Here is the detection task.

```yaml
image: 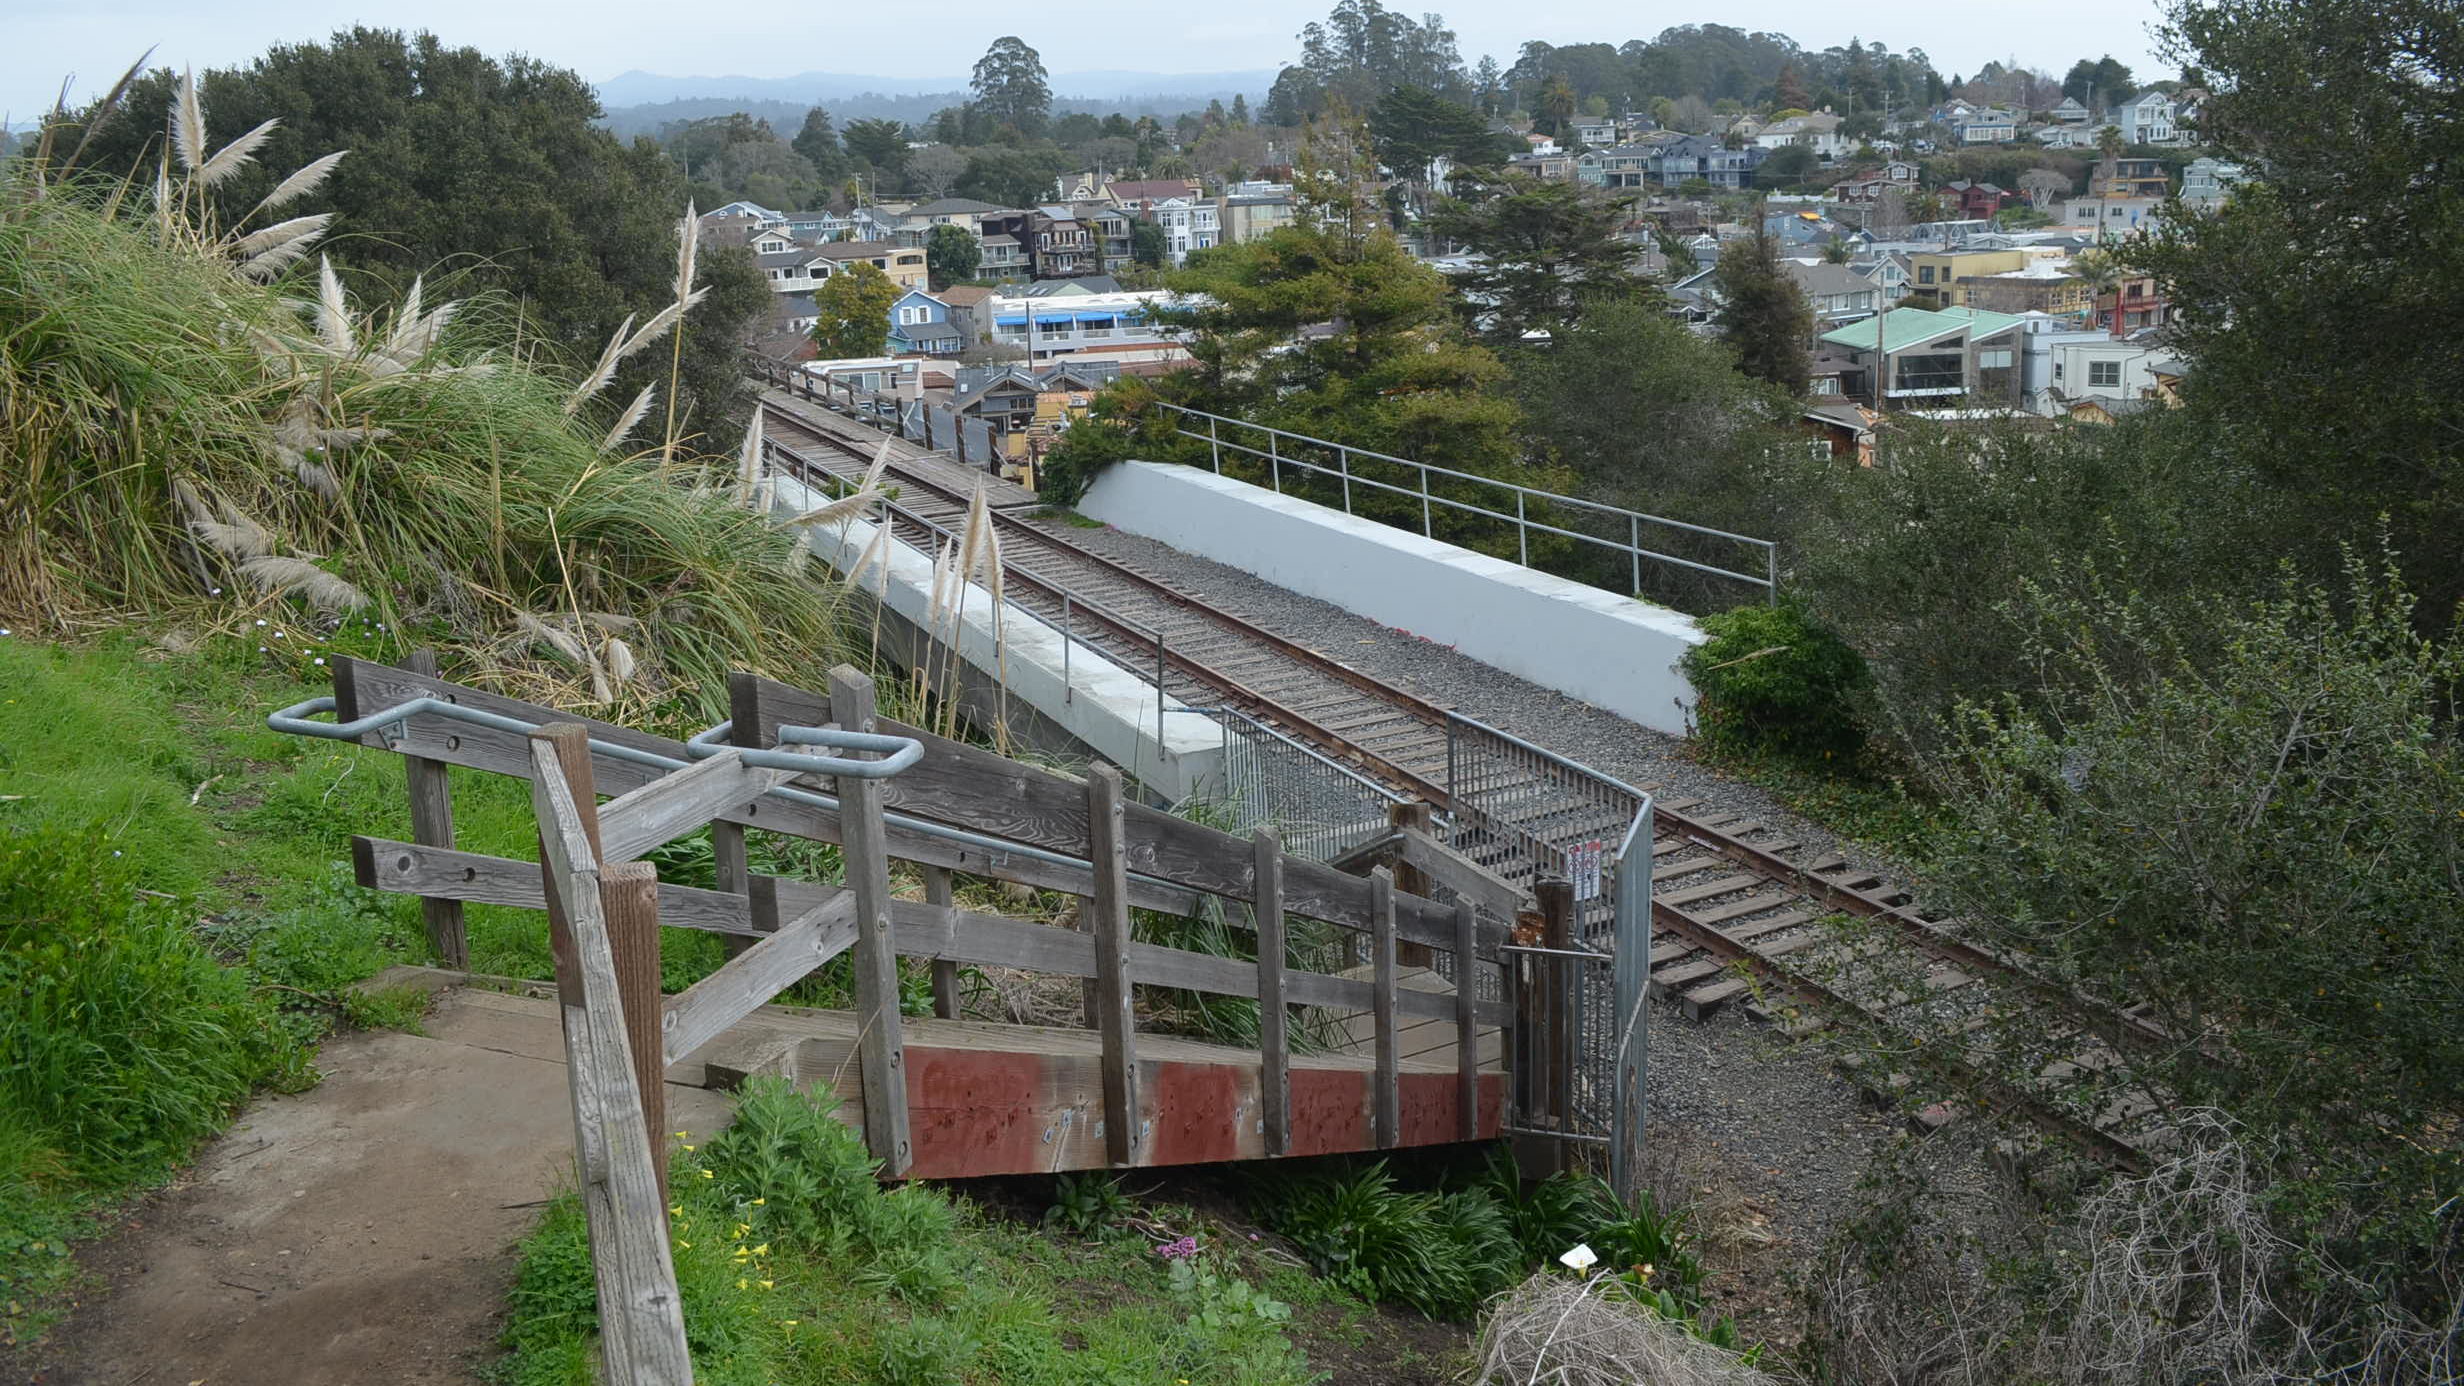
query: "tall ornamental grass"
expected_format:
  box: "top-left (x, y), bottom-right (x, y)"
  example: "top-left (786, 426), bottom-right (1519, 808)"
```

top-left (0, 166), bottom-right (837, 719)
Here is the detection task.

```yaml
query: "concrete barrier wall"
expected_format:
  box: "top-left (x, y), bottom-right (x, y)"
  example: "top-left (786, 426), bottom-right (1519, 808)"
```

top-left (774, 475), bottom-right (1224, 800)
top-left (1078, 462), bottom-right (1704, 736)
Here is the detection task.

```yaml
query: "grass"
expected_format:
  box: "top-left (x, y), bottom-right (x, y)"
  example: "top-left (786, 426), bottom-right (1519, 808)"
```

top-left (496, 1082), bottom-right (1327, 1386)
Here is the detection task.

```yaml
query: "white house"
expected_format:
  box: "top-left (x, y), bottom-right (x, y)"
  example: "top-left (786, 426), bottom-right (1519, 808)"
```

top-left (2179, 157), bottom-right (2247, 211)
top-left (2061, 196), bottom-right (2167, 238)
top-left (1148, 197), bottom-right (1221, 266)
top-left (2019, 325), bottom-right (2176, 415)
top-left (1754, 112), bottom-right (1849, 159)
top-left (2104, 90), bottom-right (2180, 145)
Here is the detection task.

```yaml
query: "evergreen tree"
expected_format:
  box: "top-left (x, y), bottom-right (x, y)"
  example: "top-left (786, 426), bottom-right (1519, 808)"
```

top-left (1774, 63), bottom-right (1812, 110)
top-left (792, 107), bottom-right (848, 182)
top-left (1712, 222), bottom-right (1811, 394)
top-left (70, 29), bottom-right (768, 450)
top-left (1429, 173), bottom-right (1654, 344)
top-left (970, 37), bottom-right (1051, 138)
top-left (1230, 94), bottom-right (1251, 126)
top-left (840, 118), bottom-right (909, 186)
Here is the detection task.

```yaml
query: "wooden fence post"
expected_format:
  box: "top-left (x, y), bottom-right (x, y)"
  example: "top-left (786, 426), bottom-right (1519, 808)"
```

top-left (603, 860), bottom-right (667, 1195)
top-left (830, 666), bottom-right (911, 1175)
top-left (1387, 801), bottom-right (1435, 968)
top-left (924, 866), bottom-right (960, 1019)
top-left (1371, 867), bottom-right (1399, 1150)
top-left (401, 650), bottom-right (468, 967)
top-left (1253, 828), bottom-right (1289, 1156)
top-left (533, 724), bottom-right (602, 1004)
top-left (1089, 764), bottom-right (1140, 1167)
top-left (1454, 897), bottom-right (1481, 1141)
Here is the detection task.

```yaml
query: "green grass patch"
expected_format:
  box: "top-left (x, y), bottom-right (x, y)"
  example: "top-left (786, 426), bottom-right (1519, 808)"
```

top-left (497, 1082), bottom-right (1323, 1385)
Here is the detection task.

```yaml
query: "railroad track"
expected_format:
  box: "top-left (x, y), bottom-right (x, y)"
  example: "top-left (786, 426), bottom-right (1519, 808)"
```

top-left (755, 386), bottom-right (2170, 1168)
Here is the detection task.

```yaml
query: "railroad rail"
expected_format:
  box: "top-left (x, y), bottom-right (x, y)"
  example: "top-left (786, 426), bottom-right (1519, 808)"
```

top-left (752, 377), bottom-right (2171, 1169)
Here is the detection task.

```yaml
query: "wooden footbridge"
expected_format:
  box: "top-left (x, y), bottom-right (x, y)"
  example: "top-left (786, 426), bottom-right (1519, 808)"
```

top-left (274, 655), bottom-right (1593, 1378)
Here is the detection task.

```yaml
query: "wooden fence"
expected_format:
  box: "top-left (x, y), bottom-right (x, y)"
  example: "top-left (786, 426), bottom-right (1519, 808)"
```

top-left (293, 655), bottom-right (1564, 1380)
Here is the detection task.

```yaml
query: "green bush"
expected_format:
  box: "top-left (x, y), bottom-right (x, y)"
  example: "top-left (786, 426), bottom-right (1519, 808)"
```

top-left (1681, 600), bottom-right (1870, 759)
top-left (1250, 1160), bottom-right (1524, 1320)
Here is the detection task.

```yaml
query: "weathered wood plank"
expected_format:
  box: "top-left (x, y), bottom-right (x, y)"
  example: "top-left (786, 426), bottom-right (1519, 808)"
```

top-left (602, 861), bottom-right (668, 1195)
top-left (1254, 829), bottom-right (1290, 1157)
top-left (1089, 765), bottom-right (1139, 1167)
top-left (1395, 828), bottom-right (1532, 926)
top-left (528, 734), bottom-right (691, 1384)
top-left (663, 886), bottom-right (858, 1066)
top-left (923, 866), bottom-right (960, 1019)
top-left (596, 750), bottom-right (800, 865)
top-left (397, 651), bottom-right (468, 967)
top-left (833, 666), bottom-right (911, 1176)
top-left (1453, 898), bottom-right (1481, 1142)
top-left (728, 670), bottom-right (1468, 945)
top-left (353, 836), bottom-right (1511, 1025)
top-left (1372, 869), bottom-right (1399, 1150)
top-left (333, 658), bottom-right (1205, 916)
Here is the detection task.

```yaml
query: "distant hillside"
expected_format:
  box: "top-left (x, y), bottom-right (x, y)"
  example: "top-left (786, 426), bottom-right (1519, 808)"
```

top-left (594, 67), bottom-right (1270, 136)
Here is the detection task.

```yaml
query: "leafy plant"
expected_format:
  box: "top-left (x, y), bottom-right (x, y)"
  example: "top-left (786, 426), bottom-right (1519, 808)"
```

top-left (1250, 1160), bottom-right (1524, 1320)
top-left (1046, 1170), bottom-right (1135, 1238)
top-left (1681, 600), bottom-right (1869, 760)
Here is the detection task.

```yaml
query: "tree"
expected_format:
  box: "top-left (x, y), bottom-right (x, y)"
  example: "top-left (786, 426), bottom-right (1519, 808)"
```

top-left (1230, 94), bottom-right (1251, 126)
top-left (1757, 143), bottom-right (1819, 187)
top-left (840, 117), bottom-right (909, 184)
top-left (2129, 0), bottom-right (2464, 620)
top-left (1429, 173), bottom-right (1653, 344)
top-left (1713, 222), bottom-right (1811, 394)
top-left (792, 107), bottom-right (848, 182)
top-left (906, 145), bottom-right (965, 196)
top-left (925, 224), bottom-right (980, 288)
top-left (955, 147), bottom-right (1066, 209)
top-left (2061, 54), bottom-right (2137, 105)
top-left (2017, 166), bottom-right (2072, 207)
top-left (71, 29), bottom-right (767, 450)
top-left (970, 37), bottom-right (1051, 138)
top-left (1774, 63), bottom-right (1812, 110)
top-left (1535, 76), bottom-right (1577, 136)
top-left (1130, 218), bottom-right (1167, 268)
top-left (811, 262), bottom-right (900, 358)
top-left (1369, 84), bottom-right (1512, 176)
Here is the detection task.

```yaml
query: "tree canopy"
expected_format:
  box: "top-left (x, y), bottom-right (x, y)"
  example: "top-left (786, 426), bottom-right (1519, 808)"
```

top-left (1712, 224), bottom-right (1812, 395)
top-left (969, 37), bottom-right (1052, 138)
top-left (1429, 174), bottom-right (1654, 345)
top-left (70, 28), bottom-right (767, 450)
top-left (811, 262), bottom-right (900, 358)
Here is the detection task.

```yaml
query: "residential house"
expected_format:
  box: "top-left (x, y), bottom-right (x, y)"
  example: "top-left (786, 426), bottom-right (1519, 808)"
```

top-left (1576, 143), bottom-right (1664, 189)
top-left (2091, 157), bottom-right (2171, 200)
top-left (1650, 134), bottom-right (1764, 189)
top-left (934, 286), bottom-right (996, 351)
top-left (795, 355), bottom-right (922, 400)
top-left (977, 233), bottom-right (1030, 281)
top-left (754, 245), bottom-right (831, 294)
top-left (1755, 112), bottom-right (1849, 159)
top-left (2105, 90), bottom-right (2180, 145)
top-left (1783, 261), bottom-right (1883, 325)
top-left (2035, 124), bottom-right (2097, 149)
top-left (2093, 272), bottom-right (2170, 335)
top-left (1904, 248), bottom-right (2028, 305)
top-left (1509, 151), bottom-right (1577, 180)
top-left (885, 197), bottom-right (1009, 248)
top-left (2051, 96), bottom-right (2092, 125)
top-left (1956, 109), bottom-right (2020, 144)
top-left (2179, 157), bottom-right (2245, 211)
top-left (1219, 192), bottom-right (1295, 244)
top-left (1101, 177), bottom-right (1206, 206)
top-left (777, 210), bottom-right (854, 241)
top-left (980, 209), bottom-right (1099, 281)
top-left (1819, 305), bottom-right (2028, 407)
top-left (1853, 251), bottom-right (1913, 305)
top-left (1940, 180), bottom-right (2012, 220)
top-left (774, 291), bottom-right (820, 336)
top-left (1960, 261), bottom-right (2094, 320)
top-left (886, 287), bottom-right (965, 356)
top-left (1568, 116), bottom-right (1618, 148)
top-left (814, 239), bottom-right (929, 292)
top-left (949, 363), bottom-right (1118, 459)
top-left (2060, 196), bottom-right (2167, 238)
top-left (1083, 204), bottom-right (1135, 274)
top-left (1148, 196), bottom-right (1220, 265)
top-left (2019, 326), bottom-right (2178, 415)
top-left (1802, 398), bottom-right (1881, 466)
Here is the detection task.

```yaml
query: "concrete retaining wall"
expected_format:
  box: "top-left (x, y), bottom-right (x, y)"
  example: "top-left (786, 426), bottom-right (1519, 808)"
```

top-left (775, 475), bottom-right (1224, 800)
top-left (1077, 462), bottom-right (1704, 735)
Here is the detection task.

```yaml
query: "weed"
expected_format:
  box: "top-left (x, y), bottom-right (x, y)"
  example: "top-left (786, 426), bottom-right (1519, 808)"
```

top-left (1047, 1170), bottom-right (1136, 1239)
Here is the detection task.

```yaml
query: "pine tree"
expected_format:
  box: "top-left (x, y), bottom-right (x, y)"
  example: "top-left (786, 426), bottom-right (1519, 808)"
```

top-left (1713, 220), bottom-right (1812, 395)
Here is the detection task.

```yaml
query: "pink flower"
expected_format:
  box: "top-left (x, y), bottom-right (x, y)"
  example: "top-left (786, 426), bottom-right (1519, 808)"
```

top-left (1155, 1235), bottom-right (1199, 1260)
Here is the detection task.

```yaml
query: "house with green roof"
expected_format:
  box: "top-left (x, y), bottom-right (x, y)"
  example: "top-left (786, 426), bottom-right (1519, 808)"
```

top-left (1818, 306), bottom-right (2028, 408)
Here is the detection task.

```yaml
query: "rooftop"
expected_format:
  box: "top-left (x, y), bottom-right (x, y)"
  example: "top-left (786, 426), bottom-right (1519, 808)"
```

top-left (1821, 306), bottom-right (2028, 353)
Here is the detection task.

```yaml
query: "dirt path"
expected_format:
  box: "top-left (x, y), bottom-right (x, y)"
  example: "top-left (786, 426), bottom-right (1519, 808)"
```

top-left (7, 985), bottom-right (731, 1386)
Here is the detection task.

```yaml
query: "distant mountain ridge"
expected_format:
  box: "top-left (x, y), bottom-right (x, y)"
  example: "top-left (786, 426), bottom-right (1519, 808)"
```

top-left (595, 67), bottom-right (1275, 107)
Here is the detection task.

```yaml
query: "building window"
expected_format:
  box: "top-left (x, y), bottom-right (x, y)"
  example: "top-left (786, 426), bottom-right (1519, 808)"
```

top-left (1978, 348), bottom-right (2013, 369)
top-left (2089, 360), bottom-right (2123, 388)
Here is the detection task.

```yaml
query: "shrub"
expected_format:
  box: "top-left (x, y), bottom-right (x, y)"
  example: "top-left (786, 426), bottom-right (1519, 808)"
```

top-left (1681, 600), bottom-right (1869, 759)
top-left (1250, 1161), bottom-right (1525, 1320)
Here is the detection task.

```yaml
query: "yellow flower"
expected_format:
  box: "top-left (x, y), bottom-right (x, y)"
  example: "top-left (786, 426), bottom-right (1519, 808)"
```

top-left (668, 1204), bottom-right (683, 1217)
top-left (674, 1131), bottom-right (689, 1139)
top-left (751, 1243), bottom-right (770, 1256)
top-left (779, 1319), bottom-right (799, 1328)
top-left (699, 1169), bottom-right (714, 1179)
top-left (675, 1240), bottom-right (691, 1250)
top-left (751, 1197), bottom-right (766, 1205)
top-left (759, 1279), bottom-right (774, 1290)
top-left (738, 1278), bottom-right (750, 1291)
top-left (682, 1144), bottom-right (696, 1152)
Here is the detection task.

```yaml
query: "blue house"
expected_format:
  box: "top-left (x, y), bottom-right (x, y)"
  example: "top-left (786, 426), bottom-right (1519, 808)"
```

top-left (886, 287), bottom-right (964, 356)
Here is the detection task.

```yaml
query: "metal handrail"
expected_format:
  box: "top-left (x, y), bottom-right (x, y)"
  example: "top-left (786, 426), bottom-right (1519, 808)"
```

top-left (271, 696), bottom-right (920, 779)
top-left (1443, 708), bottom-right (1649, 807)
top-left (1156, 402), bottom-right (1779, 600)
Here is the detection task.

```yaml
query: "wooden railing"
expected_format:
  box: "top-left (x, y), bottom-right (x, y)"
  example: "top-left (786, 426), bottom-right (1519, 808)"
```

top-left (289, 654), bottom-right (1555, 1378)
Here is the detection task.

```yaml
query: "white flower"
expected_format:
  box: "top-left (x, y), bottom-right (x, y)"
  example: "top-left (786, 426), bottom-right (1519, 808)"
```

top-left (273, 630), bottom-right (285, 638)
top-left (255, 618), bottom-right (268, 627)
top-left (313, 657), bottom-right (326, 666)
top-left (1559, 1243), bottom-right (1598, 1272)
top-left (210, 587), bottom-right (223, 595)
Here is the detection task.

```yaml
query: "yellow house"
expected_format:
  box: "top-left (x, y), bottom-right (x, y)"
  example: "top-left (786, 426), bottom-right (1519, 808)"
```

top-left (815, 240), bottom-right (929, 292)
top-left (1905, 248), bottom-right (2027, 305)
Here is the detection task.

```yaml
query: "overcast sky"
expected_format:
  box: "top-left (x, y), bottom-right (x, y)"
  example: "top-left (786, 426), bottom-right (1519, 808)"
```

top-left (6, 0), bottom-right (2173, 122)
